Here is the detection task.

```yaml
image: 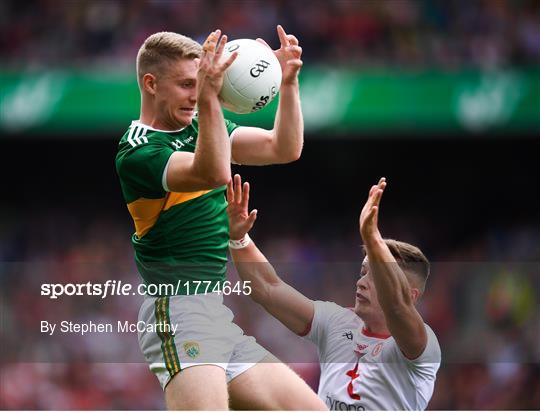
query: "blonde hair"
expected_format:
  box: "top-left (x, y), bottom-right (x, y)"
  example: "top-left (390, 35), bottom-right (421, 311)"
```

top-left (363, 239), bottom-right (430, 292)
top-left (136, 32), bottom-right (202, 87)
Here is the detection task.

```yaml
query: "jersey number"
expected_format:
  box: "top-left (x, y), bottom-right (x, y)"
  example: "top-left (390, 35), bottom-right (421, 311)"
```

top-left (346, 361), bottom-right (361, 400)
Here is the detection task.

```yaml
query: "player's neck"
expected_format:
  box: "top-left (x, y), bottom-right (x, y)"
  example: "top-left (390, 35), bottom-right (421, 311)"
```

top-left (362, 318), bottom-right (391, 338)
top-left (140, 98), bottom-right (180, 131)
top-left (139, 111), bottom-right (181, 131)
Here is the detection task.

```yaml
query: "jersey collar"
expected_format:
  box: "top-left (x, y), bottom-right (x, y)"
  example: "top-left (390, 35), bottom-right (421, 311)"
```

top-left (361, 326), bottom-right (391, 339)
top-left (347, 308), bottom-right (392, 339)
top-left (132, 120), bottom-right (187, 133)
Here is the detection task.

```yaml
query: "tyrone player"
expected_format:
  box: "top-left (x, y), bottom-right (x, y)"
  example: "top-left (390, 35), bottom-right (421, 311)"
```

top-left (227, 175), bottom-right (441, 410)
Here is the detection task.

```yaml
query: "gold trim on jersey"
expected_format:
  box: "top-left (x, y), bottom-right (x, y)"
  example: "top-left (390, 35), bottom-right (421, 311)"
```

top-left (127, 190), bottom-right (211, 237)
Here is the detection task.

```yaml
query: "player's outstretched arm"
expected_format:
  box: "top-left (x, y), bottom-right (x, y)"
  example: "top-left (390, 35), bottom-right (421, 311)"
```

top-left (227, 174), bottom-right (314, 335)
top-left (230, 25), bottom-right (303, 166)
top-left (166, 30), bottom-right (238, 192)
top-left (359, 178), bottom-right (428, 359)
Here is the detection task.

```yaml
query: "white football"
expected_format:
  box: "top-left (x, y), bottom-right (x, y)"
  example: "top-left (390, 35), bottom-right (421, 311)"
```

top-left (220, 39), bottom-right (282, 114)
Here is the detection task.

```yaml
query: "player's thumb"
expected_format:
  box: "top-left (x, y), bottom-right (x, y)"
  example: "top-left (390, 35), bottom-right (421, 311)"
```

top-left (248, 209), bottom-right (258, 226)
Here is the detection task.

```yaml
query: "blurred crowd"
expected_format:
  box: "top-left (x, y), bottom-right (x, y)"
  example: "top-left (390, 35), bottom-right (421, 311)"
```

top-left (1, 0), bottom-right (540, 410)
top-left (1, 212), bottom-right (539, 410)
top-left (2, 0), bottom-right (540, 69)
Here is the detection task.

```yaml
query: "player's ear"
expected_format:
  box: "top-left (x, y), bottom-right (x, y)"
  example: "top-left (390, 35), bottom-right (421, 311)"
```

top-left (410, 287), bottom-right (421, 303)
top-left (142, 73), bottom-right (157, 95)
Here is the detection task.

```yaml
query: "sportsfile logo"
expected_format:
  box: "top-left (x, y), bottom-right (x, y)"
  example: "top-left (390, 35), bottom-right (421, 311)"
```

top-left (42, 280), bottom-right (132, 299)
top-left (41, 280), bottom-right (252, 299)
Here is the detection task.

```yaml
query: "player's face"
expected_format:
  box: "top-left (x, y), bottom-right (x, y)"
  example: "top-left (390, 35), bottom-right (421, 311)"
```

top-left (154, 58), bottom-right (198, 128)
top-left (354, 257), bottom-right (384, 320)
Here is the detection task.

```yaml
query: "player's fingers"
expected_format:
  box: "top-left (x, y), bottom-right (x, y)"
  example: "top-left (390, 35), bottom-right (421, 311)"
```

top-left (226, 180), bottom-right (234, 202)
top-left (201, 31), bottom-right (213, 54)
top-left (373, 176), bottom-right (387, 204)
top-left (234, 174), bottom-right (242, 204)
top-left (215, 34), bottom-right (227, 60)
top-left (202, 29), bottom-right (220, 55)
top-left (286, 45), bottom-right (302, 58)
top-left (233, 174), bottom-right (242, 203)
top-left (277, 24), bottom-right (290, 47)
top-left (287, 59), bottom-right (302, 64)
top-left (287, 59), bottom-right (303, 69)
top-left (247, 209), bottom-right (258, 226)
top-left (377, 178), bottom-right (386, 193)
top-left (220, 51), bottom-right (238, 71)
top-left (366, 185), bottom-right (379, 208)
top-left (372, 189), bottom-right (384, 207)
top-left (287, 34), bottom-right (299, 46)
top-left (367, 206), bottom-right (378, 223)
top-left (256, 38), bottom-right (272, 49)
top-left (372, 186), bottom-right (383, 206)
top-left (242, 182), bottom-right (250, 209)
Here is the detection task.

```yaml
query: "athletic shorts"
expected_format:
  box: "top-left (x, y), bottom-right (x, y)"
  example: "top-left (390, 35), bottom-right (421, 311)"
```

top-left (138, 292), bottom-right (268, 389)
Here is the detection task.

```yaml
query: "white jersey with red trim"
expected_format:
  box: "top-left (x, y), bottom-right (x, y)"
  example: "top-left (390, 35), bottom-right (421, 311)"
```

top-left (304, 301), bottom-right (441, 411)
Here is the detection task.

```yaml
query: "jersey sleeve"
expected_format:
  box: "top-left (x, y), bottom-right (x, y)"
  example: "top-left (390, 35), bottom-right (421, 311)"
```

top-left (303, 300), bottom-right (345, 346)
top-left (117, 141), bottom-right (174, 199)
top-left (225, 118), bottom-right (243, 165)
top-left (382, 324), bottom-right (441, 370)
top-left (225, 118), bottom-right (240, 136)
top-left (384, 325), bottom-right (441, 409)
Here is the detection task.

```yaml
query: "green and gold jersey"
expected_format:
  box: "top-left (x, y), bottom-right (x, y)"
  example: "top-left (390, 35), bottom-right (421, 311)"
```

top-left (115, 117), bottom-right (239, 295)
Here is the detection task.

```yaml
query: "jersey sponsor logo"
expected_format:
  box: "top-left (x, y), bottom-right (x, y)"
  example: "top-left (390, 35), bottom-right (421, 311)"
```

top-left (326, 395), bottom-right (365, 411)
top-left (354, 343), bottom-right (369, 356)
top-left (127, 125), bottom-right (149, 147)
top-left (343, 331), bottom-right (353, 340)
top-left (171, 136), bottom-right (194, 150)
top-left (171, 139), bottom-right (184, 150)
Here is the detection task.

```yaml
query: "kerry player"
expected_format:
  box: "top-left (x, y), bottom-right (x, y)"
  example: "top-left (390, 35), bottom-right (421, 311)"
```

top-left (115, 28), bottom-right (325, 410)
top-left (227, 175), bottom-right (441, 410)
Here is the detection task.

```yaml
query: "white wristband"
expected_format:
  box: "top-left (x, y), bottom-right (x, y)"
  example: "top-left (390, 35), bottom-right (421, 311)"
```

top-left (229, 234), bottom-right (251, 249)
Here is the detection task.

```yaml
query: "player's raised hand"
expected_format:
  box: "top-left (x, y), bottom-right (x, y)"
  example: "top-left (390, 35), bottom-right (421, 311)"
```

top-left (256, 25), bottom-right (303, 86)
top-left (360, 178), bottom-right (387, 246)
top-left (197, 30), bottom-right (238, 99)
top-left (227, 174), bottom-right (258, 240)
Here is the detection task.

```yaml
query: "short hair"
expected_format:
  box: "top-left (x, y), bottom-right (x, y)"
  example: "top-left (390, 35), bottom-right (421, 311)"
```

top-left (136, 32), bottom-right (202, 87)
top-left (363, 239), bottom-right (430, 292)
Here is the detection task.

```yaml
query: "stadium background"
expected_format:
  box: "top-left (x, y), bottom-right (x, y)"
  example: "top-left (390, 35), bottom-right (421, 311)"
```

top-left (1, 0), bottom-right (539, 409)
